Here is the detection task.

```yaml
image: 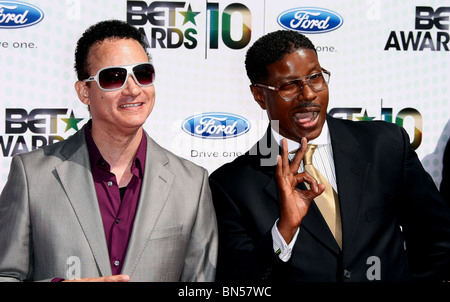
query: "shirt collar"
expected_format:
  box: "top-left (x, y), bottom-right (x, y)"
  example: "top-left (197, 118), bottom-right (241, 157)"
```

top-left (84, 120), bottom-right (147, 178)
top-left (270, 120), bottom-right (331, 153)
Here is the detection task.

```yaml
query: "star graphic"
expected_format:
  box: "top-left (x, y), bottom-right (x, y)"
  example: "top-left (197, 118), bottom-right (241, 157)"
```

top-left (61, 111), bottom-right (83, 132)
top-left (356, 110), bottom-right (376, 121)
top-left (179, 4), bottom-right (200, 26)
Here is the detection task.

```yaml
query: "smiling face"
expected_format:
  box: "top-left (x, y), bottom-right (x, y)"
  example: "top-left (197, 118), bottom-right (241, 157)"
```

top-left (75, 38), bottom-right (155, 136)
top-left (251, 48), bottom-right (328, 142)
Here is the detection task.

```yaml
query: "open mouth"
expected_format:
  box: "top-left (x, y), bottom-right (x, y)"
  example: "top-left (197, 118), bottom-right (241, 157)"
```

top-left (293, 111), bottom-right (319, 126)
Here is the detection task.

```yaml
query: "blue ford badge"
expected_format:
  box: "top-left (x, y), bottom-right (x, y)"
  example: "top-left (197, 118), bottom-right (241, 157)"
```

top-left (277, 7), bottom-right (343, 34)
top-left (0, 1), bottom-right (44, 29)
top-left (182, 112), bottom-right (251, 139)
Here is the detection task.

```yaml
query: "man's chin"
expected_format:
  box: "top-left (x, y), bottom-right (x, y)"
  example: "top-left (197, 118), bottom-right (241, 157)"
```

top-left (294, 124), bottom-right (324, 142)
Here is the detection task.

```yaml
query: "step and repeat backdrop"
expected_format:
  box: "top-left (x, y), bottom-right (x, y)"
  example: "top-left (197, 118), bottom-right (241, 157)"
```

top-left (0, 0), bottom-right (448, 190)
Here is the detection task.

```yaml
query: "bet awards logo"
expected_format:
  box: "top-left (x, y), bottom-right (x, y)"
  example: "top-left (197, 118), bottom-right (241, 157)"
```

top-left (385, 6), bottom-right (449, 51)
top-left (126, 1), bottom-right (252, 52)
top-left (0, 108), bottom-right (85, 157)
top-left (329, 100), bottom-right (423, 150)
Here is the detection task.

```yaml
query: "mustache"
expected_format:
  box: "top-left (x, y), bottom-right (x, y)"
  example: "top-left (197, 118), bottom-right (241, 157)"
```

top-left (292, 102), bottom-right (321, 110)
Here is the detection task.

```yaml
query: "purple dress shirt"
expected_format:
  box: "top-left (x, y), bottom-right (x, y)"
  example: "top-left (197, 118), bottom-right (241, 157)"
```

top-left (84, 121), bottom-right (147, 275)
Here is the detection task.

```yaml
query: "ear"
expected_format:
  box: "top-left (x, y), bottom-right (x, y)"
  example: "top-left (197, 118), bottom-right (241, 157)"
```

top-left (250, 85), bottom-right (267, 110)
top-left (75, 81), bottom-right (90, 105)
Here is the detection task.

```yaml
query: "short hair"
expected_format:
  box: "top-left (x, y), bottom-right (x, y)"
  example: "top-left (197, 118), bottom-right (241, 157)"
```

top-left (74, 19), bottom-right (149, 80)
top-left (245, 30), bottom-right (317, 85)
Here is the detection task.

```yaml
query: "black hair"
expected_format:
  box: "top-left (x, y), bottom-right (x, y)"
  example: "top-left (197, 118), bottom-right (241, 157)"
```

top-left (245, 30), bottom-right (317, 85)
top-left (74, 19), bottom-right (149, 80)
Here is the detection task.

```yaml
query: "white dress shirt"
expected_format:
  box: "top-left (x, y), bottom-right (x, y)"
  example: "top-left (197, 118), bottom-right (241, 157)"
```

top-left (270, 121), bottom-right (337, 261)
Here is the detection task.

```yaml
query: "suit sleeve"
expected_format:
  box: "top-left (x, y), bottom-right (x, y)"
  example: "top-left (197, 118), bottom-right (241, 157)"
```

top-left (0, 155), bottom-right (32, 282)
top-left (441, 139), bottom-right (450, 203)
top-left (180, 169), bottom-right (218, 281)
top-left (397, 127), bottom-right (450, 281)
top-left (209, 176), bottom-right (282, 281)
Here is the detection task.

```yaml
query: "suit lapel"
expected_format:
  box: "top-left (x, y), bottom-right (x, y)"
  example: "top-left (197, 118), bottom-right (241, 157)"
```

top-left (54, 128), bottom-right (112, 277)
top-left (121, 134), bottom-right (175, 276)
top-left (327, 116), bottom-right (370, 253)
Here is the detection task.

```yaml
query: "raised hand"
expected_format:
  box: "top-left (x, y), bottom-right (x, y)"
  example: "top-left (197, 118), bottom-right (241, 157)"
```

top-left (275, 137), bottom-right (325, 243)
top-left (63, 274), bottom-right (130, 282)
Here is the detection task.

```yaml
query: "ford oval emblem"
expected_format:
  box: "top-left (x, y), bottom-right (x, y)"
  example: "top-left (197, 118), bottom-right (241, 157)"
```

top-left (277, 7), bottom-right (343, 34)
top-left (182, 112), bottom-right (251, 139)
top-left (0, 1), bottom-right (44, 29)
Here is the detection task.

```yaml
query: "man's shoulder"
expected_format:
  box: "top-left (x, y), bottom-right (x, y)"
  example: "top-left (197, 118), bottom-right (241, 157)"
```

top-left (165, 148), bottom-right (206, 172)
top-left (210, 153), bottom-right (252, 175)
top-left (209, 145), bottom-right (274, 185)
top-left (14, 130), bottom-right (82, 163)
top-left (330, 115), bottom-right (401, 130)
top-left (146, 135), bottom-right (207, 176)
top-left (329, 116), bottom-right (404, 139)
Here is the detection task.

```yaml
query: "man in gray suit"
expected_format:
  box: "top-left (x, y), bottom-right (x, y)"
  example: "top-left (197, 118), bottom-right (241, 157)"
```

top-left (0, 20), bottom-right (218, 282)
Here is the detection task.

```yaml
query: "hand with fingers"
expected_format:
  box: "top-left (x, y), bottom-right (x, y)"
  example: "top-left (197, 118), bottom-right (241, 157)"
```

top-left (63, 274), bottom-right (130, 282)
top-left (275, 137), bottom-right (325, 244)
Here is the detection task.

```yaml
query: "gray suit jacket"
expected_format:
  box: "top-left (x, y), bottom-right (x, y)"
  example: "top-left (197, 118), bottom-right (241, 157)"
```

top-left (0, 125), bottom-right (218, 282)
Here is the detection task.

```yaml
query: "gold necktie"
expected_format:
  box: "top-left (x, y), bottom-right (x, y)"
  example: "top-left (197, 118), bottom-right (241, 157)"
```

top-left (303, 144), bottom-right (342, 249)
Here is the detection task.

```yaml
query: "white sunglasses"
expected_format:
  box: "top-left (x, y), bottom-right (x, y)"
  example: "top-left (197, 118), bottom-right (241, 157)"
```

top-left (82, 62), bottom-right (155, 91)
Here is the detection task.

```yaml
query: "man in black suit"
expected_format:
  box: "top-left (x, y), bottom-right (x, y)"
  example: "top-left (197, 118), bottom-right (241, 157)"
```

top-left (209, 30), bottom-right (450, 282)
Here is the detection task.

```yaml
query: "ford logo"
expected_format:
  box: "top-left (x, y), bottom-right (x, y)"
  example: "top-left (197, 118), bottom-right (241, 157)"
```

top-left (0, 1), bottom-right (44, 29)
top-left (277, 7), bottom-right (343, 34)
top-left (182, 112), bottom-right (251, 139)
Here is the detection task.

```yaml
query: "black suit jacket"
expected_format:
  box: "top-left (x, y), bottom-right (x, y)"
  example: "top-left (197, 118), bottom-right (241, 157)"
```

top-left (209, 115), bottom-right (450, 282)
top-left (441, 139), bottom-right (450, 204)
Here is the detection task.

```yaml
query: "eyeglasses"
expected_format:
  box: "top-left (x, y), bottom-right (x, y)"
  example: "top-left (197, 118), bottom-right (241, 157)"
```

top-left (254, 68), bottom-right (330, 102)
top-left (82, 62), bottom-right (155, 91)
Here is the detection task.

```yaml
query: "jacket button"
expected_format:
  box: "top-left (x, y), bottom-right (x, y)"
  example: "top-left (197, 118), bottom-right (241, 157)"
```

top-left (343, 269), bottom-right (352, 279)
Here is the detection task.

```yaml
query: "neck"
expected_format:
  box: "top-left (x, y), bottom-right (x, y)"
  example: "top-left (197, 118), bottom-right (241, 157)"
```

top-left (90, 123), bottom-right (143, 187)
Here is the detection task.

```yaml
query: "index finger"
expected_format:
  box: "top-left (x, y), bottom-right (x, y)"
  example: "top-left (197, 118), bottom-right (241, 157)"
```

top-left (290, 137), bottom-right (307, 173)
top-left (280, 138), bottom-right (290, 173)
